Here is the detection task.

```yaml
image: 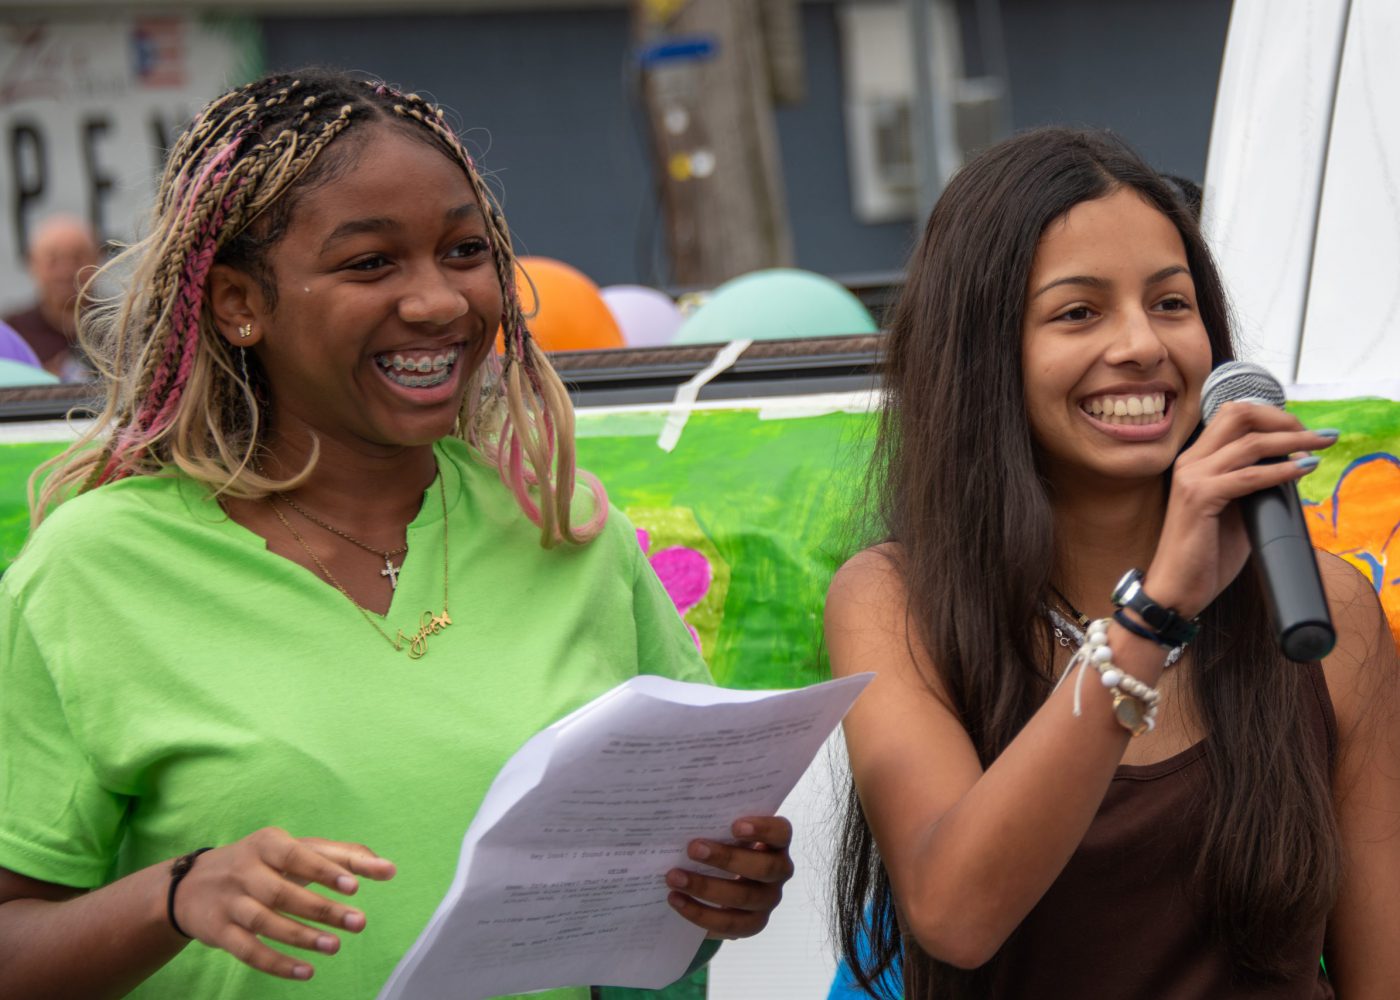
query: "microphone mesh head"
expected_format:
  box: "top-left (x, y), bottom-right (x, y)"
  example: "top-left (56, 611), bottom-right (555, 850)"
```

top-left (1199, 361), bottom-right (1286, 424)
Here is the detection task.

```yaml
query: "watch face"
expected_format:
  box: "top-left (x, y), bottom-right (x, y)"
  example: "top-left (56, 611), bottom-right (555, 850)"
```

top-left (1112, 691), bottom-right (1147, 734)
top-left (1112, 569), bottom-right (1143, 606)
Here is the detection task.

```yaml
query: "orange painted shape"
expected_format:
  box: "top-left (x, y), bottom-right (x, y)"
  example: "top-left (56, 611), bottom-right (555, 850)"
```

top-left (1303, 453), bottom-right (1400, 647)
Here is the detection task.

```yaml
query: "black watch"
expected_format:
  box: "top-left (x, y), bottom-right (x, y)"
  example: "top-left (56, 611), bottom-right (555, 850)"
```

top-left (1110, 569), bottom-right (1199, 647)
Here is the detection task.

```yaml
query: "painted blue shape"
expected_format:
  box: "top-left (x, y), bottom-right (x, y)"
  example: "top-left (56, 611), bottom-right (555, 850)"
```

top-left (637, 36), bottom-right (717, 68)
top-left (1325, 452), bottom-right (1400, 532)
top-left (1349, 551), bottom-right (1385, 591)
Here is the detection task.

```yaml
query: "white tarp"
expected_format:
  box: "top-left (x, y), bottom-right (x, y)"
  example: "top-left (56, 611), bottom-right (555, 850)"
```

top-left (1205, 0), bottom-right (1400, 390)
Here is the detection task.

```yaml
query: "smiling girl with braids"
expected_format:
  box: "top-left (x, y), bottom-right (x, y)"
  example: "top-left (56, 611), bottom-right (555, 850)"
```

top-left (0, 69), bottom-right (792, 999)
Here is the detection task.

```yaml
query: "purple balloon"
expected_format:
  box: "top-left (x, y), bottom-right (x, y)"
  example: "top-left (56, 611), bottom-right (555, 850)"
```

top-left (0, 320), bottom-right (42, 367)
top-left (600, 285), bottom-right (684, 348)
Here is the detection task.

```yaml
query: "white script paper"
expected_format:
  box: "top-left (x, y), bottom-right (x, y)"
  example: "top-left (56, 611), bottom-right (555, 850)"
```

top-left (377, 673), bottom-right (872, 1000)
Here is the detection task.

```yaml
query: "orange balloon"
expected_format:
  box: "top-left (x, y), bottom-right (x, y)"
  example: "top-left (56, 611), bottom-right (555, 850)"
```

top-left (496, 257), bottom-right (624, 352)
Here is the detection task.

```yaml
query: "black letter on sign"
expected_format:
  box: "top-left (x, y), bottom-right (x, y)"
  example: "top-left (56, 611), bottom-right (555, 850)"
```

top-left (9, 120), bottom-right (47, 259)
top-left (81, 116), bottom-right (115, 239)
top-left (149, 108), bottom-right (187, 174)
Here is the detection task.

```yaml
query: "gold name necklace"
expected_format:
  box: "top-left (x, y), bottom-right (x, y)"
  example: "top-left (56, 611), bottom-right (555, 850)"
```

top-left (268, 475), bottom-right (451, 659)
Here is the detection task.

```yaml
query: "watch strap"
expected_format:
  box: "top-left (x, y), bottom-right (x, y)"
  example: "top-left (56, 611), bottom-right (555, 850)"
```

top-left (1113, 608), bottom-right (1174, 648)
top-left (1112, 571), bottom-right (1200, 647)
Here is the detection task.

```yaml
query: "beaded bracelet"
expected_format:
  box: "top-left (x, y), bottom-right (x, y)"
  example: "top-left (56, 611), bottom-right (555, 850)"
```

top-left (1059, 618), bottom-right (1160, 736)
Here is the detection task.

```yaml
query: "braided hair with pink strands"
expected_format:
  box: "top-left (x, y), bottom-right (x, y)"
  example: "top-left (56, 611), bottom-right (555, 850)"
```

top-left (32, 68), bottom-right (606, 548)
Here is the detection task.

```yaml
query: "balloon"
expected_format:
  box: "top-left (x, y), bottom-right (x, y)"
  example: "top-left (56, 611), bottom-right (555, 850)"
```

top-left (0, 320), bottom-right (40, 366)
top-left (0, 358), bottom-right (58, 386)
top-left (673, 268), bottom-right (878, 345)
top-left (600, 285), bottom-right (684, 348)
top-left (505, 257), bottom-right (624, 352)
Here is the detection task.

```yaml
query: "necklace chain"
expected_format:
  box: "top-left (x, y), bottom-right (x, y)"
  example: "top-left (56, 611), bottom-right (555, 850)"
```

top-left (275, 491), bottom-right (408, 559)
top-left (1042, 604), bottom-right (1183, 669)
top-left (268, 475), bottom-right (451, 659)
top-left (1049, 584), bottom-right (1091, 629)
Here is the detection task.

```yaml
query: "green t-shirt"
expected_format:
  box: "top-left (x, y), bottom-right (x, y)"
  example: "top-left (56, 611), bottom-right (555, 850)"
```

top-left (0, 439), bottom-right (711, 999)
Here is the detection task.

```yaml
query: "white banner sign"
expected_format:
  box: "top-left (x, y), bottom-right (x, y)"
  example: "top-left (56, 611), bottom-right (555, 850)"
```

top-left (0, 16), bottom-right (258, 311)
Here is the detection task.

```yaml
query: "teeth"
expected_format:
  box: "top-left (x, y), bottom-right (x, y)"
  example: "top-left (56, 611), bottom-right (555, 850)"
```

top-left (1083, 393), bottom-right (1171, 426)
top-left (375, 347), bottom-right (461, 388)
top-left (383, 367), bottom-right (451, 388)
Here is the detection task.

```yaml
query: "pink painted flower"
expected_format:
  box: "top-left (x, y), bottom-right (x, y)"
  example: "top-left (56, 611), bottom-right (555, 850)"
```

top-left (637, 528), bottom-right (713, 649)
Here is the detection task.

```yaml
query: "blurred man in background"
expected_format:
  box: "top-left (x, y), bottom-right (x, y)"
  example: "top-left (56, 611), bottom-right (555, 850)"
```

top-left (4, 215), bottom-right (100, 381)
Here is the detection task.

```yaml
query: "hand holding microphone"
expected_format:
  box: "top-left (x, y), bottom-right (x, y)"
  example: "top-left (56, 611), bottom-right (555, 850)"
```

top-left (1198, 362), bottom-right (1337, 660)
top-left (1143, 361), bottom-right (1337, 661)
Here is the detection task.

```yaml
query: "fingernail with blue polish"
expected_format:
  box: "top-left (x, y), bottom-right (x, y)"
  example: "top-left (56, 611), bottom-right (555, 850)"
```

top-left (1296, 456), bottom-right (1320, 471)
top-left (1312, 428), bottom-right (1340, 439)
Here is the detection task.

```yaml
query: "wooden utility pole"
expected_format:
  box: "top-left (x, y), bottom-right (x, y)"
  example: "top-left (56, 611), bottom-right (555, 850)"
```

top-left (634, 0), bottom-right (799, 287)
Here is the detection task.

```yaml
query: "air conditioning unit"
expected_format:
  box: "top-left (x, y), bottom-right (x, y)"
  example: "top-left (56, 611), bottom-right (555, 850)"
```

top-left (839, 2), bottom-right (1007, 222)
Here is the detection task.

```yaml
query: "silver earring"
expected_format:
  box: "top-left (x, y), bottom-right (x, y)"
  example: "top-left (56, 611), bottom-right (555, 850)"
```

top-left (238, 346), bottom-right (253, 387)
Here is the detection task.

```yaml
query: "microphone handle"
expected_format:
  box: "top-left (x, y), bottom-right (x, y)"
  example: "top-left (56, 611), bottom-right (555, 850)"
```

top-left (1239, 478), bottom-right (1336, 661)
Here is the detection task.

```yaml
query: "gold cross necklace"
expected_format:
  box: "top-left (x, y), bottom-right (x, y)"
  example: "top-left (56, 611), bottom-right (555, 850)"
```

top-left (275, 490), bottom-right (409, 589)
top-left (268, 475), bottom-right (451, 659)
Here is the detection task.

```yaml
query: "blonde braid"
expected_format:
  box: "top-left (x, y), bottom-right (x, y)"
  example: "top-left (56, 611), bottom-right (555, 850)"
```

top-left (391, 91), bottom-right (605, 546)
top-left (36, 77), bottom-right (376, 521)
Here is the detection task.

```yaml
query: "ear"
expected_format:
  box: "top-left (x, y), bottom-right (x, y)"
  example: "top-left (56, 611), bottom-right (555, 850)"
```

top-left (207, 264), bottom-right (268, 347)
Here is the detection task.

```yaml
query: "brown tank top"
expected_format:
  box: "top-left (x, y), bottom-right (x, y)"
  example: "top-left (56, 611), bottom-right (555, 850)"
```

top-left (947, 662), bottom-right (1337, 1000)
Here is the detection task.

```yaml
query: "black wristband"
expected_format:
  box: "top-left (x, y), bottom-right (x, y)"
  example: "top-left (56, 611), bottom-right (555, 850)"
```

top-left (1114, 609), bottom-right (1175, 649)
top-left (1111, 569), bottom-right (1201, 647)
top-left (167, 847), bottom-right (214, 938)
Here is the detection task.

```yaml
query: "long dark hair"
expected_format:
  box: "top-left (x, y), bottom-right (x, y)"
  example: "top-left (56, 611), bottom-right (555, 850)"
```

top-left (834, 127), bottom-right (1341, 997)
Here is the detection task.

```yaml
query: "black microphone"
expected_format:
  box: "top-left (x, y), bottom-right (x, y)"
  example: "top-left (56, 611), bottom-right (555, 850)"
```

top-left (1199, 361), bottom-right (1335, 661)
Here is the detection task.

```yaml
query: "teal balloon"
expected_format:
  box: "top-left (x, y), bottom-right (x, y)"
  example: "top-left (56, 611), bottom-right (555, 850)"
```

top-left (0, 359), bottom-right (58, 386)
top-left (673, 268), bottom-right (878, 344)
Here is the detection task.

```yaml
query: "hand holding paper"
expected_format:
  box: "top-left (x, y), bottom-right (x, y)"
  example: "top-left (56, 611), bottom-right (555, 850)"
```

top-left (377, 673), bottom-right (871, 1000)
top-left (665, 812), bottom-right (794, 939)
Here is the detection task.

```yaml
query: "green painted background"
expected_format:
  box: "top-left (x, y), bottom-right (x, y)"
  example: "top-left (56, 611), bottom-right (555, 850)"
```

top-left (6, 398), bottom-right (1400, 681)
top-left (7, 399), bottom-right (1400, 670)
top-left (576, 407), bottom-right (872, 689)
top-left (1289, 399), bottom-right (1400, 501)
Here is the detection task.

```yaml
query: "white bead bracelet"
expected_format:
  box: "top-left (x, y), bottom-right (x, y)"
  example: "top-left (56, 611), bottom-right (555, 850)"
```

top-left (1059, 618), bottom-right (1160, 736)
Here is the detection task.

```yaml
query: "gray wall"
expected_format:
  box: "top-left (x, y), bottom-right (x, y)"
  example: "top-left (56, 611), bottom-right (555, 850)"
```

top-left (1002, 0), bottom-right (1232, 180)
top-left (262, 8), bottom-right (655, 285)
top-left (261, 0), bottom-right (1232, 287)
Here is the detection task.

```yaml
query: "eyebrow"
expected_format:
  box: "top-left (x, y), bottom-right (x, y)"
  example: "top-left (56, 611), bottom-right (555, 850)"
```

top-left (446, 203), bottom-right (482, 223)
top-left (1030, 264), bottom-right (1190, 300)
top-left (319, 204), bottom-right (483, 254)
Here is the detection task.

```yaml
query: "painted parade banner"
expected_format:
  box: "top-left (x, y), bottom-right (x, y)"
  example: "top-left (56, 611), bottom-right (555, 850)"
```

top-left (3, 394), bottom-right (1399, 684)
